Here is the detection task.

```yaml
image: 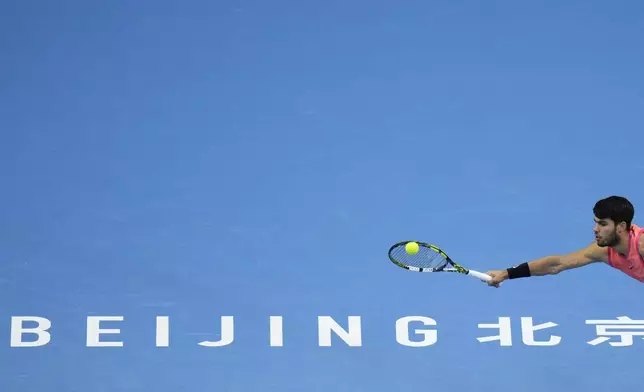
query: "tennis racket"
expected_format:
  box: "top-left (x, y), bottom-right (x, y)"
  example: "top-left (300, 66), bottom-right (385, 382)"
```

top-left (388, 241), bottom-right (492, 283)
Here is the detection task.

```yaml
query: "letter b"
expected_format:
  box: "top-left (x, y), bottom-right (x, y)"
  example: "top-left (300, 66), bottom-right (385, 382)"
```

top-left (11, 317), bottom-right (52, 347)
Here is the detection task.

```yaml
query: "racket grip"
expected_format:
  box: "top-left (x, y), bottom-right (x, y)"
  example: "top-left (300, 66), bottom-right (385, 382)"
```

top-left (468, 269), bottom-right (492, 282)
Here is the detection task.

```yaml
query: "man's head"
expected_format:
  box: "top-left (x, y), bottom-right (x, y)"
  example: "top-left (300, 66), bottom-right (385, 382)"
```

top-left (593, 196), bottom-right (634, 247)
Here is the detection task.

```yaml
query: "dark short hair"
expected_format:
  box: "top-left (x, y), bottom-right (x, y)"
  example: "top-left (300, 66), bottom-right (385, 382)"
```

top-left (593, 196), bottom-right (634, 229)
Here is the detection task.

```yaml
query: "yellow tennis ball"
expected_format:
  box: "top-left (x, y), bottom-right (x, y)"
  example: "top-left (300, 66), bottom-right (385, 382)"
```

top-left (405, 241), bottom-right (419, 254)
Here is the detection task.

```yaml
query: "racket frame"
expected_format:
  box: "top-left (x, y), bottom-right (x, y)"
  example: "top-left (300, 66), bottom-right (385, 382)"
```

top-left (388, 241), bottom-right (491, 282)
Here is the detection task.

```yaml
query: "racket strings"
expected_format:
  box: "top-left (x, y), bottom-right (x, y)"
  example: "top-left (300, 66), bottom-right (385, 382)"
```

top-left (390, 245), bottom-right (448, 269)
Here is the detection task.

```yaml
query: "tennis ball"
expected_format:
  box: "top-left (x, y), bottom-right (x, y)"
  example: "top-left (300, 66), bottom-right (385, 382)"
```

top-left (405, 241), bottom-right (419, 254)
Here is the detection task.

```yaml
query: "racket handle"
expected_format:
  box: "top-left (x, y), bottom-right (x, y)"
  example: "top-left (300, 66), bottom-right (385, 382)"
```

top-left (468, 269), bottom-right (492, 282)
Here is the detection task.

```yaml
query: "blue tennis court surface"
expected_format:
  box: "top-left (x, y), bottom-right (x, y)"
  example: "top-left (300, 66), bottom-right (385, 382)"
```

top-left (2, 1), bottom-right (644, 390)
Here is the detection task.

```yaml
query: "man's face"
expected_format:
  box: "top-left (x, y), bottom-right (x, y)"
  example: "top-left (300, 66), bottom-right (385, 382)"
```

top-left (593, 217), bottom-right (620, 247)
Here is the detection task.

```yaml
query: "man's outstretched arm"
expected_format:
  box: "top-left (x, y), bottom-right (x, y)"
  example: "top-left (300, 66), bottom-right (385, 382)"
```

top-left (486, 242), bottom-right (608, 287)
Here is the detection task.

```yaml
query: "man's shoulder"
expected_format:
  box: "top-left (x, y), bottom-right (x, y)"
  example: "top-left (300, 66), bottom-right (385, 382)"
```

top-left (583, 241), bottom-right (610, 263)
top-left (634, 222), bottom-right (644, 255)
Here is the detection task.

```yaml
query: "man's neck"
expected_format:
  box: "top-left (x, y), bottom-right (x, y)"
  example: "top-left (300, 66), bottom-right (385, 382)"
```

top-left (612, 234), bottom-right (631, 255)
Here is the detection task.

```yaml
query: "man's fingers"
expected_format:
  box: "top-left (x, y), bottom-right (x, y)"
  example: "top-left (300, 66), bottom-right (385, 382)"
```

top-left (487, 279), bottom-right (500, 288)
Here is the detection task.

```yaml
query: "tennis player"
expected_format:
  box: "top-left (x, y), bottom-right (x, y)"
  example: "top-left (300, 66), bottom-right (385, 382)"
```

top-left (486, 196), bottom-right (644, 287)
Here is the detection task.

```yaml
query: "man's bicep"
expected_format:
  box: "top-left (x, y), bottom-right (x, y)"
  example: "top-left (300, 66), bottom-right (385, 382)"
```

top-left (560, 243), bottom-right (607, 269)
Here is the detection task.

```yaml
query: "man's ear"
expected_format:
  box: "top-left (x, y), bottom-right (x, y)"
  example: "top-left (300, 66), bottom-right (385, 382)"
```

top-left (617, 221), bottom-right (628, 233)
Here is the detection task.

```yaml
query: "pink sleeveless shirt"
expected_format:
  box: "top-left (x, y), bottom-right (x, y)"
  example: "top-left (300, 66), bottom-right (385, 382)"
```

top-left (606, 224), bottom-right (644, 282)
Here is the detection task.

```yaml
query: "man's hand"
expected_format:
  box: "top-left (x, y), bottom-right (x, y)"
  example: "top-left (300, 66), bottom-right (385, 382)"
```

top-left (485, 270), bottom-right (509, 288)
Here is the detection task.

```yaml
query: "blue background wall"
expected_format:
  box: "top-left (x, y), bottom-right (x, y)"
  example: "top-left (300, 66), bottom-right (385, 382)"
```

top-left (2, 1), bottom-right (643, 390)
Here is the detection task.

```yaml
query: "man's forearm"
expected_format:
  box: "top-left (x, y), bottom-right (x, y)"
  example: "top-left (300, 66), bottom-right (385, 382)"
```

top-left (504, 255), bottom-right (562, 279)
top-left (526, 255), bottom-right (563, 276)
